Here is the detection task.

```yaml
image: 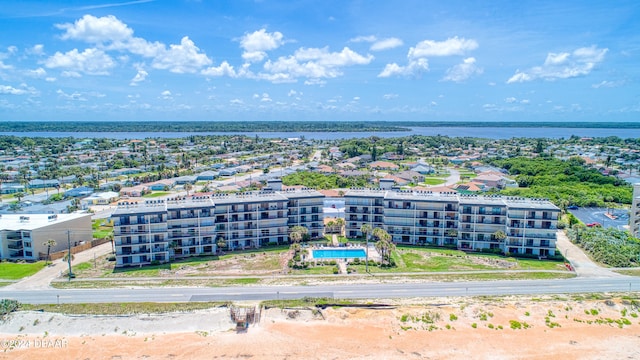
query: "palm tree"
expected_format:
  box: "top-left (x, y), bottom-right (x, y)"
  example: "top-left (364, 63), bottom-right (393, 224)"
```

top-left (216, 237), bottom-right (226, 254)
top-left (289, 230), bottom-right (303, 243)
top-left (493, 230), bottom-right (507, 242)
top-left (44, 238), bottom-right (57, 265)
top-left (105, 233), bottom-right (115, 254)
top-left (335, 218), bottom-right (345, 236)
top-left (13, 191), bottom-right (25, 203)
top-left (289, 225), bottom-right (308, 243)
top-left (184, 183), bottom-right (193, 196)
top-left (372, 227), bottom-right (394, 266)
top-left (168, 240), bottom-right (179, 260)
top-left (360, 223), bottom-right (372, 240)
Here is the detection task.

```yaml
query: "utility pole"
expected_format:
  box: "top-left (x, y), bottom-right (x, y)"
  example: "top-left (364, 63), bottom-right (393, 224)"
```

top-left (67, 230), bottom-right (72, 281)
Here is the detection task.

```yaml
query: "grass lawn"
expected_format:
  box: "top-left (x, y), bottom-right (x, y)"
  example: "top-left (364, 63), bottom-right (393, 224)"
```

top-left (142, 191), bottom-right (171, 198)
top-left (352, 246), bottom-right (566, 274)
top-left (291, 265), bottom-right (337, 275)
top-left (614, 269), bottom-right (640, 276)
top-left (0, 281), bottom-right (14, 287)
top-left (0, 261), bottom-right (46, 280)
top-left (423, 178), bottom-right (446, 185)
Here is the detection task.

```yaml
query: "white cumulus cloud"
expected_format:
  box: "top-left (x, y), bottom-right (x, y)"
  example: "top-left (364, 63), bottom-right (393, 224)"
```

top-left (57, 14), bottom-right (133, 43)
top-left (262, 46), bottom-right (373, 82)
top-left (408, 37), bottom-right (478, 59)
top-left (130, 69), bottom-right (148, 86)
top-left (507, 45), bottom-right (608, 83)
top-left (44, 48), bottom-right (115, 75)
top-left (55, 15), bottom-right (213, 74)
top-left (370, 38), bottom-right (403, 51)
top-left (0, 85), bottom-right (29, 95)
top-left (378, 58), bottom-right (428, 78)
top-left (201, 61), bottom-right (238, 77)
top-left (151, 36), bottom-right (212, 73)
top-left (442, 57), bottom-right (482, 82)
top-left (26, 67), bottom-right (47, 78)
top-left (240, 29), bottom-right (285, 63)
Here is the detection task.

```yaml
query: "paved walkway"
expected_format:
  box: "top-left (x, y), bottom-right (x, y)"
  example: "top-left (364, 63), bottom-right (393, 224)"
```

top-left (4, 242), bottom-right (114, 290)
top-left (555, 230), bottom-right (625, 278)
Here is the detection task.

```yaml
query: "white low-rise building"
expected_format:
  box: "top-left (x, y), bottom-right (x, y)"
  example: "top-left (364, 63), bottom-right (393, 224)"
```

top-left (0, 213), bottom-right (92, 261)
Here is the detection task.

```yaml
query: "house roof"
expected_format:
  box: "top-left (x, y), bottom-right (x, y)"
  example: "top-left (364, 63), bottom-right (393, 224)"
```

top-left (369, 161), bottom-right (399, 169)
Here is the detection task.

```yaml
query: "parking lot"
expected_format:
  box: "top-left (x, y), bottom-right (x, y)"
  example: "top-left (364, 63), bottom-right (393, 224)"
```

top-left (568, 207), bottom-right (629, 231)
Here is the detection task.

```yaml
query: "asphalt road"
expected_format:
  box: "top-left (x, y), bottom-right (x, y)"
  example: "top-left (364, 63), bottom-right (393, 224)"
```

top-left (2, 277), bottom-right (639, 304)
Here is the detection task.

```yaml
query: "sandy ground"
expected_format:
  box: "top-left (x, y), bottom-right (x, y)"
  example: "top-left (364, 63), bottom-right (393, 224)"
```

top-left (2, 296), bottom-right (640, 359)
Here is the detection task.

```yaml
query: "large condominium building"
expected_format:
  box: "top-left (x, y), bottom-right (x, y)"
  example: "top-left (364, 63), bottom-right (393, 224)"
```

top-left (631, 183), bottom-right (640, 237)
top-left (111, 186), bottom-right (325, 267)
top-left (0, 213), bottom-right (92, 261)
top-left (344, 189), bottom-right (560, 257)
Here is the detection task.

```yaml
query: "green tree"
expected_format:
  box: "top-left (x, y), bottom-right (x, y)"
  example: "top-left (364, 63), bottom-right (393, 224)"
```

top-left (289, 225), bottom-right (308, 243)
top-left (216, 237), bottom-right (227, 254)
top-left (13, 191), bottom-right (25, 203)
top-left (493, 230), bottom-right (507, 242)
top-left (360, 223), bottom-right (372, 240)
top-left (334, 218), bottom-right (345, 236)
top-left (44, 238), bottom-right (57, 265)
top-left (372, 227), bottom-right (395, 266)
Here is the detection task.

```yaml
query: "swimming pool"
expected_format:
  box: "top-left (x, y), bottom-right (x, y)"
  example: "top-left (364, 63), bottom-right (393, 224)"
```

top-left (312, 248), bottom-right (366, 259)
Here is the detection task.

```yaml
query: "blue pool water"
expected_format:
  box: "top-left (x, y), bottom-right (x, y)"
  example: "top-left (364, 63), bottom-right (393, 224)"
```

top-left (312, 249), bottom-right (366, 259)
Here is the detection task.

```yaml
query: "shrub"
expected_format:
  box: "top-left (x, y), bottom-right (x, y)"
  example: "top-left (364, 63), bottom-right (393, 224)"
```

top-left (449, 314), bottom-right (458, 321)
top-left (471, 323), bottom-right (477, 329)
top-left (0, 299), bottom-right (20, 317)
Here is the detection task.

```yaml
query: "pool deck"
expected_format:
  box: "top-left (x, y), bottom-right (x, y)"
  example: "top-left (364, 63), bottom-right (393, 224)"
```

top-left (306, 245), bottom-right (380, 261)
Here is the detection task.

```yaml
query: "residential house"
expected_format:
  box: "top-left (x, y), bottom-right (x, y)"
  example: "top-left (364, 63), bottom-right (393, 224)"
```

top-left (369, 161), bottom-right (399, 171)
top-left (147, 179), bottom-right (176, 191)
top-left (120, 185), bottom-right (148, 197)
top-left (410, 164), bottom-right (435, 174)
top-left (196, 171), bottom-right (219, 181)
top-left (395, 170), bottom-right (425, 183)
top-left (81, 191), bottom-right (120, 209)
top-left (64, 186), bottom-right (94, 198)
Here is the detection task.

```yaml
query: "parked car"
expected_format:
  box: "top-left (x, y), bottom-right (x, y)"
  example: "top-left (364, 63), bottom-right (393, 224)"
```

top-left (567, 205), bottom-right (579, 210)
top-left (586, 222), bottom-right (601, 227)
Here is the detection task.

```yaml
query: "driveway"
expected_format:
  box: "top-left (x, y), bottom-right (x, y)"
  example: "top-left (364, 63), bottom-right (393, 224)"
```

top-left (4, 242), bottom-right (114, 290)
top-left (555, 231), bottom-right (625, 278)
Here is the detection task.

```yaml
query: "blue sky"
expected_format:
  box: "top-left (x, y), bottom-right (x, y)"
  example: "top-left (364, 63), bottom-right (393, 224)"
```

top-left (1, 0), bottom-right (639, 122)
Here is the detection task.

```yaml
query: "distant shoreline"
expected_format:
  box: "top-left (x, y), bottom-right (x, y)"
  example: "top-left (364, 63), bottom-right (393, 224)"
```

top-left (1, 121), bottom-right (639, 133)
